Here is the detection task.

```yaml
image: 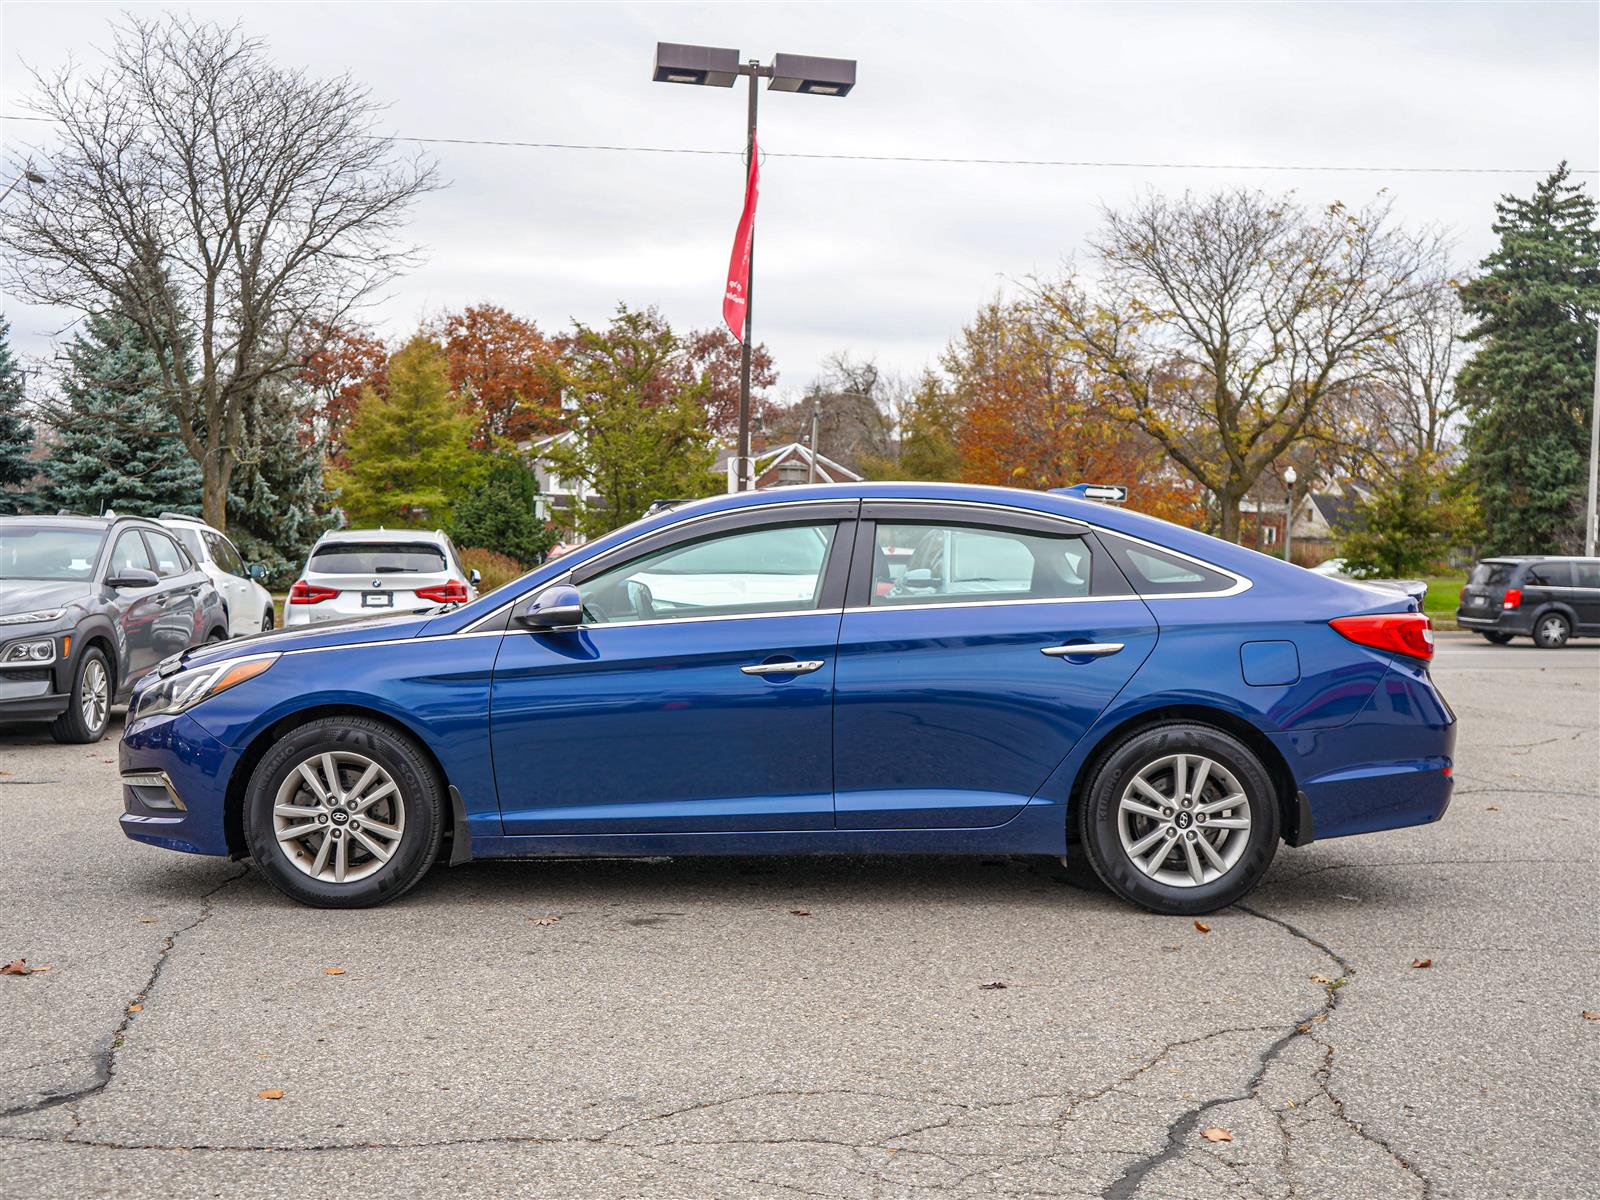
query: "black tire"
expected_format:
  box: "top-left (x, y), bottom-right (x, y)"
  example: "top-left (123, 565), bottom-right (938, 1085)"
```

top-left (49, 646), bottom-right (113, 745)
top-left (1532, 612), bottom-right (1570, 649)
top-left (243, 717), bottom-right (446, 908)
top-left (206, 627), bottom-right (227, 644)
top-left (1481, 632), bottom-right (1514, 645)
top-left (1075, 722), bottom-right (1280, 916)
top-left (261, 606), bottom-right (275, 633)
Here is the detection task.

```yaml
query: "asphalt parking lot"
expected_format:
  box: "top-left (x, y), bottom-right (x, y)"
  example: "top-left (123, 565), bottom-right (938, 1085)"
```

top-left (0, 632), bottom-right (1595, 1199)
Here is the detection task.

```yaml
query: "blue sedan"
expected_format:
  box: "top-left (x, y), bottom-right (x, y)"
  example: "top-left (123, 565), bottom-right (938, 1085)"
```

top-left (118, 483), bottom-right (1454, 914)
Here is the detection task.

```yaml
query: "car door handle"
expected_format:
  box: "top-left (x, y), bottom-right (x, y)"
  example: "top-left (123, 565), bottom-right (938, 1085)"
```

top-left (1041, 642), bottom-right (1124, 658)
top-left (740, 660), bottom-right (825, 676)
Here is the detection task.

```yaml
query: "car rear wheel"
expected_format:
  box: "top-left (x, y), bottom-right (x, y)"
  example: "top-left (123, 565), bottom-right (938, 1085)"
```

top-left (50, 647), bottom-right (112, 745)
top-left (1533, 613), bottom-right (1570, 649)
top-left (1075, 722), bottom-right (1280, 915)
top-left (1481, 632), bottom-right (1514, 645)
top-left (261, 607), bottom-right (275, 632)
top-left (243, 717), bottom-right (445, 908)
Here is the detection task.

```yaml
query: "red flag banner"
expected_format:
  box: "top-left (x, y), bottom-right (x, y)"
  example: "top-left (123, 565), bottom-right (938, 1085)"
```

top-left (723, 136), bottom-right (760, 342)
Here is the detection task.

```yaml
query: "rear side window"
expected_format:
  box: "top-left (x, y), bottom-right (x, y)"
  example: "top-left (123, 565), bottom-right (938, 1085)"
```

top-left (1524, 561), bottom-right (1573, 587)
top-left (1103, 535), bottom-right (1237, 596)
top-left (1576, 561), bottom-right (1600, 589)
top-left (1469, 562), bottom-right (1515, 587)
top-left (869, 521), bottom-right (1092, 605)
top-left (309, 542), bottom-right (448, 574)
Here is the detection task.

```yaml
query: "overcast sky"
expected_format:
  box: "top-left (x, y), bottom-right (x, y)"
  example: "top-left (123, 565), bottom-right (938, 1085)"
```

top-left (3, 1), bottom-right (1596, 402)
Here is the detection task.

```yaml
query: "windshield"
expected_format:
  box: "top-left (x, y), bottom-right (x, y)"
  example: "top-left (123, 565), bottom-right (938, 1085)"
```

top-left (0, 527), bottom-right (107, 581)
top-left (308, 542), bottom-right (447, 574)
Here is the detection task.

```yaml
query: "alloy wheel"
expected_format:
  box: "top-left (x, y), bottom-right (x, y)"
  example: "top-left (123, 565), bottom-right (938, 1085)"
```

top-left (272, 751), bottom-right (406, 884)
top-left (1116, 753), bottom-right (1252, 887)
top-left (80, 659), bottom-right (109, 734)
top-left (1537, 616), bottom-right (1569, 647)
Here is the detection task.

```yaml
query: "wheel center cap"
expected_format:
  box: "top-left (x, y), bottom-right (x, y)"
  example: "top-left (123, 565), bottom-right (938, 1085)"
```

top-left (329, 809), bottom-right (349, 825)
top-left (1174, 811), bottom-right (1193, 830)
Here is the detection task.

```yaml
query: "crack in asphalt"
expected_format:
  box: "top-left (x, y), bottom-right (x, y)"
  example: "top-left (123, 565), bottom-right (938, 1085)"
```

top-left (1099, 903), bottom-right (1432, 1200)
top-left (0, 865), bottom-right (249, 1124)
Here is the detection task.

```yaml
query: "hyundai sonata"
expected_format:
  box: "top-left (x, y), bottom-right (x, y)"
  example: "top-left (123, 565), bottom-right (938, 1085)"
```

top-left (118, 484), bottom-right (1454, 914)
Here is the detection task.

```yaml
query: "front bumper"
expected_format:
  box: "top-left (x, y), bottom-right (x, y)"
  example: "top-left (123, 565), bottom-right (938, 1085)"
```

top-left (0, 685), bottom-right (70, 722)
top-left (118, 711), bottom-right (236, 856)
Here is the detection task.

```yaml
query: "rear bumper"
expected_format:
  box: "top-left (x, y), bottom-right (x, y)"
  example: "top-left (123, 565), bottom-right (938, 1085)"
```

top-left (1273, 658), bottom-right (1456, 841)
top-left (1455, 608), bottom-right (1530, 634)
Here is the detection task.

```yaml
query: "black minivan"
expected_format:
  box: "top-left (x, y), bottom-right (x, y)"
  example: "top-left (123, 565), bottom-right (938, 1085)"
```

top-left (1456, 556), bottom-right (1600, 648)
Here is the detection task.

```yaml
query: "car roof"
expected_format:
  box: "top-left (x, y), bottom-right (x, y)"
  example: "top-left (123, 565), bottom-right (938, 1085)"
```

top-left (315, 528), bottom-right (448, 545)
top-left (0, 513), bottom-right (160, 531)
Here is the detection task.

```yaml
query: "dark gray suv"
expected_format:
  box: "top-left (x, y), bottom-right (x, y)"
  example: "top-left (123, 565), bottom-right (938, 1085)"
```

top-left (1455, 555), bottom-right (1600, 648)
top-left (0, 515), bottom-right (228, 742)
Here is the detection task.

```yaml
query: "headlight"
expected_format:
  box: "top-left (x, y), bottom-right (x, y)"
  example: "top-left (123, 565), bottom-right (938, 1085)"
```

top-left (0, 638), bottom-right (57, 665)
top-left (0, 609), bottom-right (65, 626)
top-left (134, 653), bottom-right (279, 720)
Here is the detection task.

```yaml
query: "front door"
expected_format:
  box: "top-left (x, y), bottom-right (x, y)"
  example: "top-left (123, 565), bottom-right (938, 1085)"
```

top-left (104, 530), bottom-right (165, 682)
top-left (490, 507), bottom-right (856, 836)
top-left (833, 504), bottom-right (1158, 829)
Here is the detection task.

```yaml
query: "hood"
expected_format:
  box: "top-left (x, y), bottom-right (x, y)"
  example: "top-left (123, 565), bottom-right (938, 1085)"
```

top-left (0, 580), bottom-right (90, 619)
top-left (177, 609), bottom-right (438, 670)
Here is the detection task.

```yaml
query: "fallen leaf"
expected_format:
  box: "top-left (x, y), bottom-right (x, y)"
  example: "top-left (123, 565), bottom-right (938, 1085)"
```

top-left (1582, 1011), bottom-right (1598, 1021)
top-left (1199, 1126), bottom-right (1233, 1143)
top-left (1193, 921), bottom-right (1211, 934)
top-left (979, 981), bottom-right (1008, 990)
top-left (1486, 805), bottom-right (1499, 812)
top-left (323, 967), bottom-right (345, 976)
top-left (789, 909), bottom-right (811, 917)
top-left (528, 916), bottom-right (561, 926)
top-left (1309, 974), bottom-right (1332, 985)
top-left (138, 917), bottom-right (156, 924)
top-left (127, 1003), bottom-right (143, 1013)
top-left (1, 959), bottom-right (31, 976)
top-left (257, 1089), bottom-right (284, 1101)
top-left (1411, 958), bottom-right (1433, 969)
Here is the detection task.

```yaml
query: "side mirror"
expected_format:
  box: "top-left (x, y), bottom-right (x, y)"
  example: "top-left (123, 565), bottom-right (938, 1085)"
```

top-left (106, 567), bottom-right (159, 590)
top-left (469, 569), bottom-right (482, 588)
top-left (900, 568), bottom-right (937, 590)
top-left (516, 584), bottom-right (583, 631)
top-left (248, 563), bottom-right (266, 581)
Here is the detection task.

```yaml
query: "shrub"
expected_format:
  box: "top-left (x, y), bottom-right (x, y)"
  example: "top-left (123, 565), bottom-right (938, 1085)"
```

top-left (447, 456), bottom-right (556, 566)
top-left (460, 547), bottom-right (527, 596)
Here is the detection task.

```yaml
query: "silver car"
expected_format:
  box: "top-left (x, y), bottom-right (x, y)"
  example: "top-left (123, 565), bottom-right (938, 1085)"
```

top-left (284, 529), bottom-right (479, 626)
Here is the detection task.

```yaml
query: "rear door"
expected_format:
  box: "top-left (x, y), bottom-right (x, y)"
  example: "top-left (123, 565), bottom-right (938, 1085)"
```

top-left (832, 502), bottom-right (1158, 830)
top-left (1573, 560), bottom-right (1600, 633)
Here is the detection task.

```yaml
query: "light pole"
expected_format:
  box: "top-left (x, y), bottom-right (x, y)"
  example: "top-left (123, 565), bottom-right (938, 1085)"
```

top-left (1283, 466), bottom-right (1297, 564)
top-left (653, 44), bottom-right (856, 491)
top-left (1587, 328), bottom-right (1598, 556)
top-left (807, 399), bottom-right (821, 484)
top-left (0, 169), bottom-right (45, 205)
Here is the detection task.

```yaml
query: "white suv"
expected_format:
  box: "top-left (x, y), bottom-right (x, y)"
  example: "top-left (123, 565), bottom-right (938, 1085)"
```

top-left (285, 528), bottom-right (479, 626)
top-left (158, 514), bottom-right (277, 638)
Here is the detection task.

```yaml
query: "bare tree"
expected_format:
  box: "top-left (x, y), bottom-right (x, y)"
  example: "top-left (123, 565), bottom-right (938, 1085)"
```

top-left (1040, 189), bottom-right (1440, 541)
top-left (1, 16), bottom-right (437, 528)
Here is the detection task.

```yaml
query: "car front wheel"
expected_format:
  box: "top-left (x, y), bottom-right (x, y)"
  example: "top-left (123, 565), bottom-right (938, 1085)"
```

top-left (1533, 613), bottom-right (1570, 649)
top-left (1075, 722), bottom-right (1280, 915)
top-left (243, 717), bottom-right (445, 908)
top-left (50, 647), bottom-right (112, 744)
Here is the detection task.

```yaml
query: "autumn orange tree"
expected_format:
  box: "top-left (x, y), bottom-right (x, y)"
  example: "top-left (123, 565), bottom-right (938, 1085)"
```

top-left (944, 299), bottom-right (1204, 525)
top-left (437, 304), bottom-right (562, 448)
top-left (298, 323), bottom-right (388, 466)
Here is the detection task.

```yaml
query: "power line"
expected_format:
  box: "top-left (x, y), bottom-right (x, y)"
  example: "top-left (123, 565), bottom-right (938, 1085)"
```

top-left (2, 112), bottom-right (1591, 176)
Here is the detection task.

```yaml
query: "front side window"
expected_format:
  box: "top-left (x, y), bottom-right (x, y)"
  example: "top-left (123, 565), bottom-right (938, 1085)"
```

top-left (146, 532), bottom-right (187, 578)
top-left (308, 542), bottom-right (448, 575)
top-left (579, 522), bottom-right (837, 624)
top-left (108, 531), bottom-right (153, 576)
top-left (0, 527), bottom-right (106, 581)
top-left (870, 521), bottom-right (1092, 606)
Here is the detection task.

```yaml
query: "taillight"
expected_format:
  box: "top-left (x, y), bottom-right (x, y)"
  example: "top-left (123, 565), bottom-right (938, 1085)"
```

top-left (415, 579), bottom-right (469, 604)
top-left (288, 580), bottom-right (339, 605)
top-left (1329, 612), bottom-right (1435, 662)
top-left (1501, 588), bottom-right (1521, 609)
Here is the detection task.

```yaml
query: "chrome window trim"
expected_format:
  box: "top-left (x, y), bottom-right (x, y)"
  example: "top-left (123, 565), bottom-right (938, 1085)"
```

top-left (844, 593), bottom-right (1142, 615)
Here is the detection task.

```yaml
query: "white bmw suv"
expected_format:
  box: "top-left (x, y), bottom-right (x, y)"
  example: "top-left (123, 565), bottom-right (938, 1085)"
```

top-left (285, 528), bottom-right (479, 626)
top-left (157, 514), bottom-right (277, 638)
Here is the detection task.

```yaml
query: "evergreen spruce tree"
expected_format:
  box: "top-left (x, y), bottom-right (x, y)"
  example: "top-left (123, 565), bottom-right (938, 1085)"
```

top-left (1458, 163), bottom-right (1600, 554)
top-left (447, 455), bottom-right (556, 566)
top-left (40, 313), bottom-right (201, 517)
top-left (227, 378), bottom-right (337, 588)
top-left (328, 336), bottom-right (481, 527)
top-left (0, 315), bottom-right (38, 514)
